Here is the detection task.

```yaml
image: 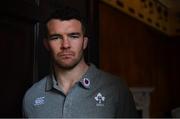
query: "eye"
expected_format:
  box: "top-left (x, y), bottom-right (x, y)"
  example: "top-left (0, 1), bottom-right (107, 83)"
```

top-left (48, 35), bottom-right (62, 40)
top-left (70, 35), bottom-right (80, 39)
top-left (68, 33), bottom-right (81, 40)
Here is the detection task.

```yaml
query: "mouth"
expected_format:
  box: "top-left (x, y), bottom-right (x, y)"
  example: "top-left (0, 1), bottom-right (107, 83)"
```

top-left (57, 52), bottom-right (75, 59)
top-left (61, 54), bottom-right (73, 58)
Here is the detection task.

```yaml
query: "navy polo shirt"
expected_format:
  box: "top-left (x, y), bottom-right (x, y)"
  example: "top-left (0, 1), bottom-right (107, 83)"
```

top-left (23, 64), bottom-right (138, 118)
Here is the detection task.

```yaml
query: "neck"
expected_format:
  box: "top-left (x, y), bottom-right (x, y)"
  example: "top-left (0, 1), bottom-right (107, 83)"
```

top-left (53, 59), bottom-right (89, 94)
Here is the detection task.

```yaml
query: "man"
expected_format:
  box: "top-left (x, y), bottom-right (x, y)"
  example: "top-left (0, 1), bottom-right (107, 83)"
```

top-left (23, 6), bottom-right (138, 118)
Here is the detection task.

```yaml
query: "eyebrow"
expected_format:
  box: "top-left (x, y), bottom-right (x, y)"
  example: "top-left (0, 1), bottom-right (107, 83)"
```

top-left (48, 34), bottom-right (61, 38)
top-left (68, 32), bottom-right (82, 36)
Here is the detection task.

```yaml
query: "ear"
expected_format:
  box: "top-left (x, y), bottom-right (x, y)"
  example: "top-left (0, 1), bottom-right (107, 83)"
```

top-left (83, 37), bottom-right (88, 50)
top-left (43, 38), bottom-right (50, 51)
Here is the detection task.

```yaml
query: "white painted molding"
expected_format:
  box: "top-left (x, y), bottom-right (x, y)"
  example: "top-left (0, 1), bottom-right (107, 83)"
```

top-left (130, 87), bottom-right (154, 118)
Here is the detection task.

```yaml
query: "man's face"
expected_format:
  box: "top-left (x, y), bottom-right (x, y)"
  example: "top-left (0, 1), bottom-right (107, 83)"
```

top-left (44, 19), bottom-right (88, 69)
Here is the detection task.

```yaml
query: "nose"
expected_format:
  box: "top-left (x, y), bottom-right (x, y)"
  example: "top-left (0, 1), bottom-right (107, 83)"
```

top-left (61, 38), bottom-right (70, 49)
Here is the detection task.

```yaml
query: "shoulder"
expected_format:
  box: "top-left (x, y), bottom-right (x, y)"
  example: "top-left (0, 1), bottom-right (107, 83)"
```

top-left (22, 75), bottom-right (51, 117)
top-left (91, 66), bottom-right (129, 95)
top-left (89, 64), bottom-right (127, 88)
top-left (23, 75), bottom-right (50, 101)
top-left (97, 69), bottom-right (127, 88)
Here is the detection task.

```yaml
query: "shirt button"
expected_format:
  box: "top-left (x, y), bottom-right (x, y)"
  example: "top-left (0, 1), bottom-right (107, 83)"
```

top-left (83, 78), bottom-right (90, 88)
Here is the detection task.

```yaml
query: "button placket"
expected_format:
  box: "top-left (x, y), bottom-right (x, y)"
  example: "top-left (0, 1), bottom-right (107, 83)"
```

top-left (59, 81), bottom-right (79, 117)
top-left (62, 92), bottom-right (73, 117)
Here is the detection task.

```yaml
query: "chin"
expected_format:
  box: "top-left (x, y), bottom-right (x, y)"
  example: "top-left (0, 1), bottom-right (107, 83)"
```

top-left (58, 63), bottom-right (77, 70)
top-left (55, 60), bottom-right (79, 70)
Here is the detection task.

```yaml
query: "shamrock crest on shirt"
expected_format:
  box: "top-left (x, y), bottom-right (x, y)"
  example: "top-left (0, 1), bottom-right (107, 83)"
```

top-left (94, 93), bottom-right (105, 107)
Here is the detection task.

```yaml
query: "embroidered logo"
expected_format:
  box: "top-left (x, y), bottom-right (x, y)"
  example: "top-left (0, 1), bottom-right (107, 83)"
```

top-left (34, 97), bottom-right (45, 106)
top-left (94, 93), bottom-right (105, 106)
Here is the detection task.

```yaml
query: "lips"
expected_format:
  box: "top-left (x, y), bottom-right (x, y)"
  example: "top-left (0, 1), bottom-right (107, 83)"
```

top-left (57, 52), bottom-right (75, 58)
top-left (60, 54), bottom-right (73, 57)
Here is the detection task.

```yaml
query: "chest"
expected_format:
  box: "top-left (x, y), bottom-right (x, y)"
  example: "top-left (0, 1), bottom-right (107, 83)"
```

top-left (31, 90), bottom-right (118, 118)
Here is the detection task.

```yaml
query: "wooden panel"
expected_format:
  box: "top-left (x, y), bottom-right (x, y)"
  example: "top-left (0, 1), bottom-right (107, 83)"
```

top-left (99, 2), bottom-right (158, 86)
top-left (99, 2), bottom-right (180, 117)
